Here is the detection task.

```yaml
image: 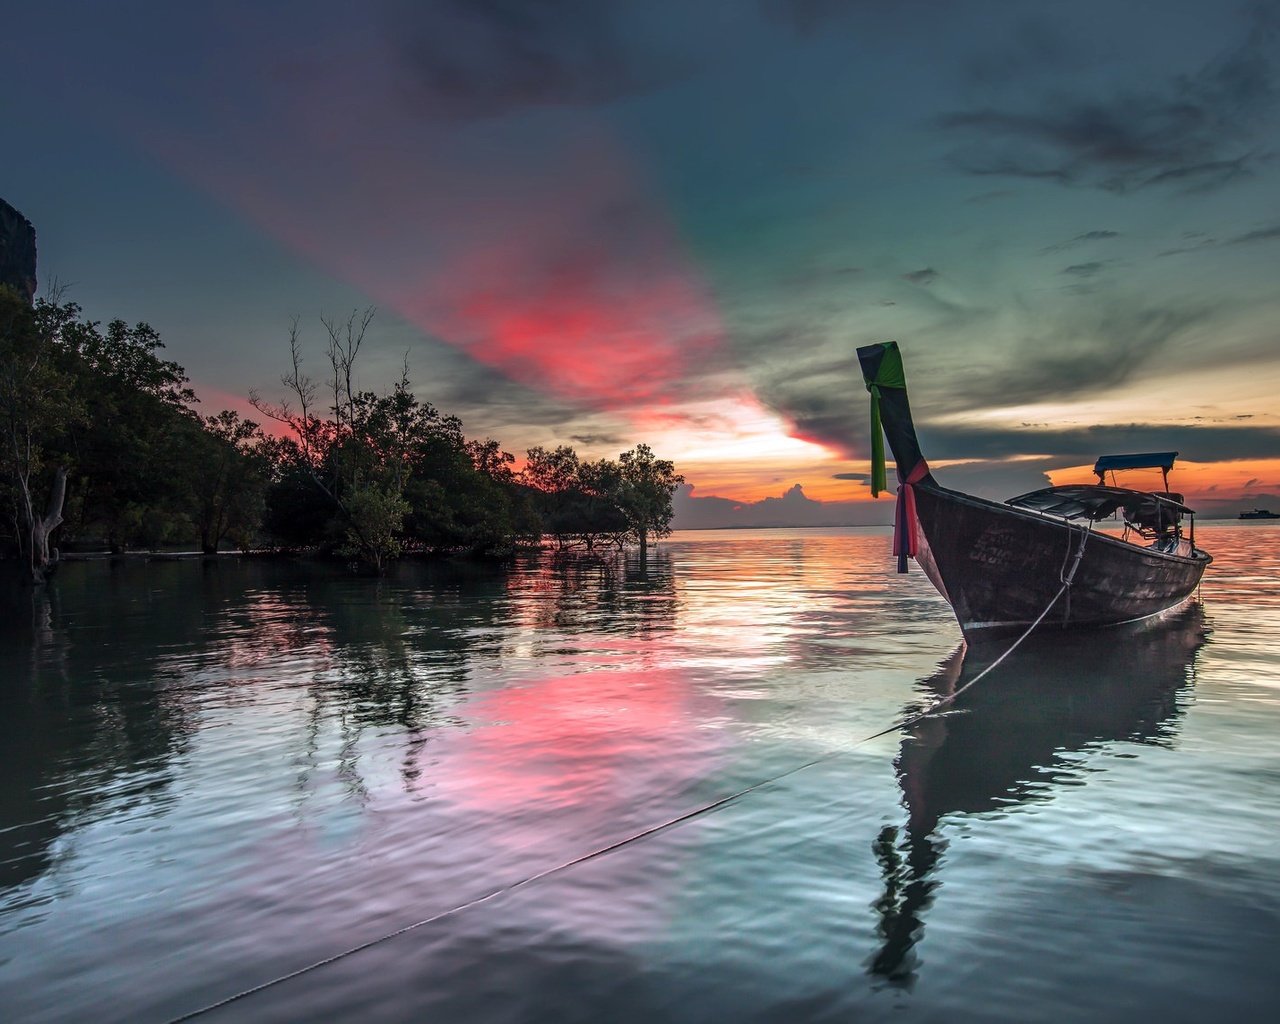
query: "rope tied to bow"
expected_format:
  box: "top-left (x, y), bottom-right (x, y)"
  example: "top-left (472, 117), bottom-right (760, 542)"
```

top-left (894, 459), bottom-right (930, 562)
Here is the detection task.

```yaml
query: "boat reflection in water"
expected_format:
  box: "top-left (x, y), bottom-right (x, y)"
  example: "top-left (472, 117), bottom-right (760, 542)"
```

top-left (868, 604), bottom-right (1208, 987)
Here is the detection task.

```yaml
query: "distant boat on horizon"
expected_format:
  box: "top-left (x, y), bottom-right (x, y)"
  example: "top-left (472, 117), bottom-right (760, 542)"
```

top-left (1239, 508), bottom-right (1280, 520)
top-left (857, 341), bottom-right (1211, 638)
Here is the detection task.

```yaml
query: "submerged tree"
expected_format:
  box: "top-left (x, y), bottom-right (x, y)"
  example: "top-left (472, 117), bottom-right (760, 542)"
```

top-left (0, 288), bottom-right (78, 583)
top-left (522, 445), bottom-right (583, 549)
top-left (253, 309), bottom-right (532, 568)
top-left (252, 310), bottom-right (408, 572)
top-left (519, 443), bottom-right (680, 556)
top-left (616, 444), bottom-right (684, 559)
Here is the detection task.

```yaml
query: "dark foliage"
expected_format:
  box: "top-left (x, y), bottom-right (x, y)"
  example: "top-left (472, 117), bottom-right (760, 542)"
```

top-left (1, 298), bottom-right (682, 578)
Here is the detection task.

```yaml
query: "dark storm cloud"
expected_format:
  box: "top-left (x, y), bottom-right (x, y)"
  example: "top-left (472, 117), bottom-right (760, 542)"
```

top-left (740, 290), bottom-right (1233, 468)
top-left (917, 422), bottom-right (1280, 464)
top-left (938, 7), bottom-right (1278, 193)
top-left (936, 303), bottom-right (1215, 416)
top-left (386, 0), bottom-right (685, 118)
top-left (749, 349), bottom-right (868, 457)
top-left (430, 356), bottom-right (585, 431)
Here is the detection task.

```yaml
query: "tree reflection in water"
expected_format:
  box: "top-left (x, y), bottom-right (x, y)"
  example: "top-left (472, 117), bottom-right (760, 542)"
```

top-left (868, 604), bottom-right (1208, 987)
top-left (0, 551), bottom-right (681, 903)
top-left (0, 567), bottom-right (198, 895)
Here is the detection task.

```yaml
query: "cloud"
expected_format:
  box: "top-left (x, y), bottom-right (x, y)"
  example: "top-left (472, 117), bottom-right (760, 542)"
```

top-left (1041, 230), bottom-right (1120, 253)
top-left (938, 7), bottom-right (1278, 193)
top-left (569, 432), bottom-right (624, 447)
top-left (744, 346), bottom-right (870, 458)
top-left (735, 287), bottom-right (1252, 480)
top-left (1197, 490), bottom-right (1280, 518)
top-left (674, 482), bottom-right (888, 528)
top-left (833, 472), bottom-right (869, 481)
top-left (1160, 221), bottom-right (1280, 256)
top-left (387, 0), bottom-right (687, 119)
top-left (932, 302), bottom-right (1215, 417)
top-left (917, 423), bottom-right (1280, 465)
top-left (737, 293), bottom-right (1214, 465)
top-left (921, 458), bottom-right (1057, 500)
top-left (1228, 224), bottom-right (1280, 245)
top-left (902, 267), bottom-right (939, 285)
top-left (1158, 236), bottom-right (1221, 257)
top-left (1062, 261), bottom-right (1106, 277)
top-left (780, 264), bottom-right (863, 290)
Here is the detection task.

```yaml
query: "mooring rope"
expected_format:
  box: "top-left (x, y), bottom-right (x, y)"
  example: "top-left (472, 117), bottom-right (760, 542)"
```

top-left (861, 521), bottom-right (1092, 742)
top-left (165, 748), bottom-right (846, 1022)
top-left (166, 526), bottom-right (1094, 1022)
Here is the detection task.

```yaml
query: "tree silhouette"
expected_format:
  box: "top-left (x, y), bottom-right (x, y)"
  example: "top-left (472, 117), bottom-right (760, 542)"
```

top-left (617, 444), bottom-right (684, 559)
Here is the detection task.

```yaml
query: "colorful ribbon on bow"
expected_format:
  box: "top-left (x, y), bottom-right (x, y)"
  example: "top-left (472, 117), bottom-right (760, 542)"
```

top-left (864, 345), bottom-right (906, 498)
top-left (894, 458), bottom-right (930, 564)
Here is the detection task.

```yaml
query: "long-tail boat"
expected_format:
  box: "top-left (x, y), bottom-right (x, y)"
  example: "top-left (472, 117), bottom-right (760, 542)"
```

top-left (857, 341), bottom-right (1212, 637)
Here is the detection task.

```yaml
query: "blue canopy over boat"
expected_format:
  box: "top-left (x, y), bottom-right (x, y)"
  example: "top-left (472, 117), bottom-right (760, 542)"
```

top-left (1093, 451), bottom-right (1178, 476)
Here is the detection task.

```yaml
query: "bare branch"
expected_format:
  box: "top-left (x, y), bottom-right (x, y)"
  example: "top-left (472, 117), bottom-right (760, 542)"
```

top-left (247, 389), bottom-right (296, 427)
top-left (320, 306), bottom-right (375, 430)
top-left (42, 276), bottom-right (71, 304)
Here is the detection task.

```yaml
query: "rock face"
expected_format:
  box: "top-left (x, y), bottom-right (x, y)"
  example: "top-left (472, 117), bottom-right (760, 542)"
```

top-left (0, 197), bottom-right (38, 304)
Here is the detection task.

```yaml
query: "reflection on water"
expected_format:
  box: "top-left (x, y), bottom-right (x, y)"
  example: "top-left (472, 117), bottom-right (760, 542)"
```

top-left (870, 605), bottom-right (1208, 987)
top-left (0, 582), bottom-right (195, 896)
top-left (1, 526), bottom-right (1277, 1023)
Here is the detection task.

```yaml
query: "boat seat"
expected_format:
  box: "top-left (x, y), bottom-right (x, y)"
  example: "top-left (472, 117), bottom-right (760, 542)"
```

top-left (1123, 492), bottom-right (1184, 535)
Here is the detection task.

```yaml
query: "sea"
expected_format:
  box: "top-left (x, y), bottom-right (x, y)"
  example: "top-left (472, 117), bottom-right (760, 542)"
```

top-left (1, 523), bottom-right (1278, 1023)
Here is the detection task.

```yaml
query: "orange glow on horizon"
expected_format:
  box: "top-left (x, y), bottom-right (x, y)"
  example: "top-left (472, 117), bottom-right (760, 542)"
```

top-left (1049, 458), bottom-right (1280, 507)
top-left (629, 395), bottom-right (870, 503)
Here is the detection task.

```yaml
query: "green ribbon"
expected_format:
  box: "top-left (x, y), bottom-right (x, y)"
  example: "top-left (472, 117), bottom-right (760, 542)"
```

top-left (864, 343), bottom-right (906, 498)
top-left (868, 384), bottom-right (886, 497)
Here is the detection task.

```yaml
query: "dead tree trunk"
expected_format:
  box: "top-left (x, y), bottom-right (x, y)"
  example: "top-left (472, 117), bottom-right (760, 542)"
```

top-left (24, 465), bottom-right (66, 584)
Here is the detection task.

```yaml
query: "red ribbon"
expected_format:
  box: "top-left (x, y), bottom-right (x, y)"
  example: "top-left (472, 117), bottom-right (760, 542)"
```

top-left (893, 459), bottom-right (929, 559)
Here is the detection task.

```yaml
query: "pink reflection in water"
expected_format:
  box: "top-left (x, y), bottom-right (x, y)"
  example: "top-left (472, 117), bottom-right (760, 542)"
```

top-left (435, 667), bottom-right (719, 818)
top-left (421, 663), bottom-right (727, 941)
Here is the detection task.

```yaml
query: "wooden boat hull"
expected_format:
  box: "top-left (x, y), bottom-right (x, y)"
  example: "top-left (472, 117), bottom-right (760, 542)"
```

top-left (910, 483), bottom-right (1211, 636)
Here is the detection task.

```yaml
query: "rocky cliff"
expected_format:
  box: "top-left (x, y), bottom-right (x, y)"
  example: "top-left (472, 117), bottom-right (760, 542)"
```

top-left (0, 197), bottom-right (38, 304)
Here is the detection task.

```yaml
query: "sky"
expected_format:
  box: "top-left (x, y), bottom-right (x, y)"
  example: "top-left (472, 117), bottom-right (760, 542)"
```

top-left (3, 0), bottom-right (1279, 525)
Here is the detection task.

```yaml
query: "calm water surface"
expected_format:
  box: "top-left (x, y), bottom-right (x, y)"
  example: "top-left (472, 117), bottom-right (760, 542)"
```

top-left (2, 525), bottom-right (1278, 1022)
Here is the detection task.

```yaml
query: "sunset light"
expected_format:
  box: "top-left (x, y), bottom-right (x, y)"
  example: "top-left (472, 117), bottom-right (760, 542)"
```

top-left (5, 4), bottom-right (1280, 1022)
